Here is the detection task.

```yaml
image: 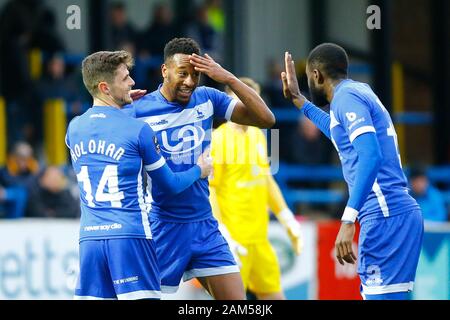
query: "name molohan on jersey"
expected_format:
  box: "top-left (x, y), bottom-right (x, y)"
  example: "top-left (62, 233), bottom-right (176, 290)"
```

top-left (69, 139), bottom-right (125, 163)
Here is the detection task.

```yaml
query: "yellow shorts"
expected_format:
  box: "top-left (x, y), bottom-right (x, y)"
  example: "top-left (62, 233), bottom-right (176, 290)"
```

top-left (239, 240), bottom-right (282, 294)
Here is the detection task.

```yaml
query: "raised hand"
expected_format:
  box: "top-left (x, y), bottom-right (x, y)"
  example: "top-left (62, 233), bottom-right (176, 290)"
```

top-left (189, 53), bottom-right (235, 84)
top-left (281, 51), bottom-right (307, 109)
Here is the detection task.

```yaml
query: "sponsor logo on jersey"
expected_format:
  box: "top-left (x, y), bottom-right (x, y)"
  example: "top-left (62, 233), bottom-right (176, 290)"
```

top-left (160, 125), bottom-right (206, 155)
top-left (90, 113), bottom-right (106, 119)
top-left (345, 112), bottom-right (357, 122)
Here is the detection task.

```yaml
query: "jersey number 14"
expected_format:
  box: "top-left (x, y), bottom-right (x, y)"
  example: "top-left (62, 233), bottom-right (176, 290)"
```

top-left (76, 165), bottom-right (124, 208)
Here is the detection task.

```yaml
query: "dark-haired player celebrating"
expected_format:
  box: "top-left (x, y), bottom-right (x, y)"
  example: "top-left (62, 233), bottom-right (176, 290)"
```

top-left (128, 38), bottom-right (275, 300)
top-left (281, 43), bottom-right (423, 300)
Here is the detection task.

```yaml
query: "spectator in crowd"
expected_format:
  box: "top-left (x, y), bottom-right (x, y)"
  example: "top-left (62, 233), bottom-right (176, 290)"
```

top-left (137, 3), bottom-right (177, 89)
top-left (205, 0), bottom-right (225, 34)
top-left (185, 4), bottom-right (222, 63)
top-left (289, 115), bottom-right (333, 165)
top-left (30, 7), bottom-right (65, 56)
top-left (0, 141), bottom-right (38, 218)
top-left (138, 3), bottom-right (177, 57)
top-left (409, 165), bottom-right (448, 223)
top-left (26, 166), bottom-right (80, 218)
top-left (0, 0), bottom-right (39, 146)
top-left (37, 53), bottom-right (86, 122)
top-left (286, 116), bottom-right (336, 218)
top-left (0, 141), bottom-right (39, 190)
top-left (109, 2), bottom-right (137, 53)
top-left (185, 4), bottom-right (223, 89)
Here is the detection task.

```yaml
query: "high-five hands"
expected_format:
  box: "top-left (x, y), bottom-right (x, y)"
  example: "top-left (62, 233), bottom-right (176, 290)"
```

top-left (281, 52), bottom-right (307, 109)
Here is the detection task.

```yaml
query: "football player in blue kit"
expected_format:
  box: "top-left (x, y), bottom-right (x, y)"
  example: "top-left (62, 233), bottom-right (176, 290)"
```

top-left (127, 38), bottom-right (275, 299)
top-left (66, 50), bottom-right (212, 300)
top-left (281, 43), bottom-right (424, 300)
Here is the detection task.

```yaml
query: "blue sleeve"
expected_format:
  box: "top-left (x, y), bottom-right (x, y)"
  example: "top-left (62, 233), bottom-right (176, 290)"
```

top-left (334, 91), bottom-right (375, 143)
top-left (302, 102), bottom-right (331, 139)
top-left (206, 87), bottom-right (238, 121)
top-left (346, 132), bottom-right (382, 212)
top-left (122, 103), bottom-right (136, 118)
top-left (138, 124), bottom-right (201, 194)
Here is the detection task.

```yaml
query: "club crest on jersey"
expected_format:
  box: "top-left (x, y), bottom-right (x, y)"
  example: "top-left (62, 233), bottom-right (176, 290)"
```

top-left (160, 125), bottom-right (205, 155)
top-left (346, 112), bottom-right (357, 122)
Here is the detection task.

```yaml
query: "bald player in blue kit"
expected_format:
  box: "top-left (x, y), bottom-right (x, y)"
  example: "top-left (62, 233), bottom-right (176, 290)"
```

top-left (65, 50), bottom-right (212, 300)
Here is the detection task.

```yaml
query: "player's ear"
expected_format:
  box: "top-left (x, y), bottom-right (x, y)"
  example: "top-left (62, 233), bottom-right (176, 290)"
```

top-left (316, 69), bottom-right (325, 85)
top-left (98, 82), bottom-right (110, 95)
top-left (161, 64), bottom-right (167, 79)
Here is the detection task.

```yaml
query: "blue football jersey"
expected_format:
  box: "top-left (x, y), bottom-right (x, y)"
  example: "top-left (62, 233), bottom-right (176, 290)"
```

top-left (330, 79), bottom-right (419, 223)
top-left (129, 85), bottom-right (237, 222)
top-left (66, 106), bottom-right (163, 241)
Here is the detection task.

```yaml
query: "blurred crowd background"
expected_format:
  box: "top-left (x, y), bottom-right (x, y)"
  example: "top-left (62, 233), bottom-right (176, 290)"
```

top-left (0, 0), bottom-right (449, 225)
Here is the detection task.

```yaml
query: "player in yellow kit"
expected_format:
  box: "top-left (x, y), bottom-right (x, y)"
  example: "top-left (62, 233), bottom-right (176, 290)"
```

top-left (209, 77), bottom-right (303, 300)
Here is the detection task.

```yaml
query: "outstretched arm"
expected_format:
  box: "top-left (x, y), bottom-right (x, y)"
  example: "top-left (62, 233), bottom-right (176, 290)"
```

top-left (190, 53), bottom-right (275, 128)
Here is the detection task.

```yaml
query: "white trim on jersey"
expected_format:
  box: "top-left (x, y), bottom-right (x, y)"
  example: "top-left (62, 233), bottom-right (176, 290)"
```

top-left (161, 285), bottom-right (179, 294)
top-left (145, 157), bottom-right (166, 172)
top-left (183, 265), bottom-right (240, 282)
top-left (141, 100), bottom-right (214, 131)
top-left (372, 179), bottom-right (390, 217)
top-left (138, 162), bottom-right (152, 239)
top-left (330, 111), bottom-right (340, 129)
top-left (361, 281), bottom-right (414, 295)
top-left (349, 125), bottom-right (376, 143)
top-left (225, 99), bottom-right (238, 121)
top-left (117, 290), bottom-right (161, 300)
top-left (73, 295), bottom-right (117, 300)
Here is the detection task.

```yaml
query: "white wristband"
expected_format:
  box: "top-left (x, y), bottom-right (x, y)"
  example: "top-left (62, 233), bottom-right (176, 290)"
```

top-left (341, 207), bottom-right (359, 223)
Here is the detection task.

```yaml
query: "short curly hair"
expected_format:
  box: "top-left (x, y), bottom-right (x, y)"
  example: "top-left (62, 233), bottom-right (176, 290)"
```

top-left (163, 38), bottom-right (201, 62)
top-left (307, 43), bottom-right (348, 79)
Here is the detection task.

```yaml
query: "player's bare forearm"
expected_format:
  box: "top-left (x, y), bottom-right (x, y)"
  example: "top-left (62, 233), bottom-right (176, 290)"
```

top-left (227, 77), bottom-right (275, 128)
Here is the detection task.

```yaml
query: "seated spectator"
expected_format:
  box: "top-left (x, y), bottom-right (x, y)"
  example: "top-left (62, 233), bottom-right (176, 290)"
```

top-left (409, 165), bottom-right (448, 223)
top-left (37, 53), bottom-right (86, 122)
top-left (26, 166), bottom-right (80, 218)
top-left (289, 115), bottom-right (333, 165)
top-left (0, 141), bottom-right (39, 190)
top-left (138, 2), bottom-right (176, 57)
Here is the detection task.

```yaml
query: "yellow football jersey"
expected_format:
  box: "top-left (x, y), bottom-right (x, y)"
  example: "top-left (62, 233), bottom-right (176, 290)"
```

top-left (209, 122), bottom-right (271, 244)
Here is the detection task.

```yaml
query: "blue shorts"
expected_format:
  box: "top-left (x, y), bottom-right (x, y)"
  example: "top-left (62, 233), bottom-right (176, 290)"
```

top-left (74, 238), bottom-right (161, 300)
top-left (150, 217), bottom-right (239, 293)
top-left (358, 209), bottom-right (424, 297)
